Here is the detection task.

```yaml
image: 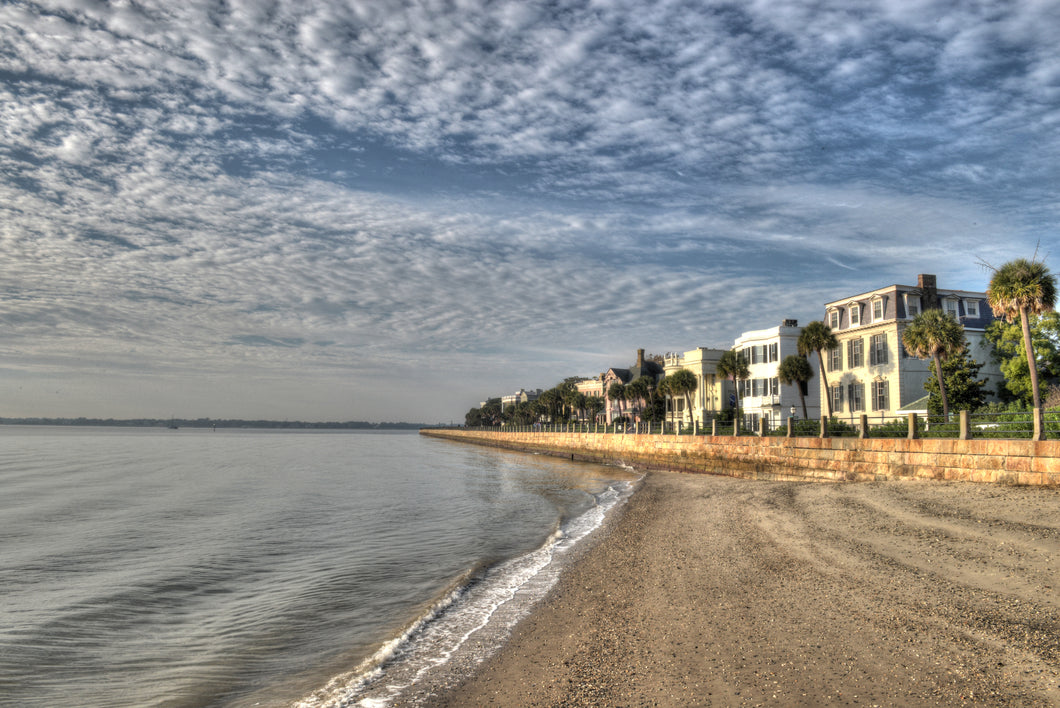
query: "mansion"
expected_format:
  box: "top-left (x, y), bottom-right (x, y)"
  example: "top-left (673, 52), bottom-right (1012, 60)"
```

top-left (490, 274), bottom-right (1004, 430)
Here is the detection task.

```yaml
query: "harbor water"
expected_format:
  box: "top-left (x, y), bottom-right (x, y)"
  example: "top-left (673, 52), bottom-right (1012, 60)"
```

top-left (0, 427), bottom-right (637, 707)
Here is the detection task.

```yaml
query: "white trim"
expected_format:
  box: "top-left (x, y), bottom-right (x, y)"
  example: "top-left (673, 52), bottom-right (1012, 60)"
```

top-left (871, 295), bottom-right (886, 322)
top-left (904, 293), bottom-right (920, 318)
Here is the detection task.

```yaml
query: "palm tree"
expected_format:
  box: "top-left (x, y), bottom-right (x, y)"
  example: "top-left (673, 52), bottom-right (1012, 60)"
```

top-left (585, 395), bottom-right (605, 424)
top-left (607, 381), bottom-right (627, 423)
top-left (561, 386), bottom-right (584, 422)
top-left (716, 349), bottom-right (750, 420)
top-left (538, 388), bottom-right (561, 423)
top-left (625, 376), bottom-right (651, 420)
top-left (902, 309), bottom-right (967, 420)
top-left (778, 354), bottom-right (813, 419)
top-left (656, 376), bottom-right (674, 426)
top-left (666, 369), bottom-right (698, 428)
top-left (986, 257), bottom-right (1058, 423)
top-left (798, 321), bottom-right (839, 417)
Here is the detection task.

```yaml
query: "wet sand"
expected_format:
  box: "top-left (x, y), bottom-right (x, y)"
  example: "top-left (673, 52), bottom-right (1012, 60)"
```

top-left (424, 471), bottom-right (1060, 707)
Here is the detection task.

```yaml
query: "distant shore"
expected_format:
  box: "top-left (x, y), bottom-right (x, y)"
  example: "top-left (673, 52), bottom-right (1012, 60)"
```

top-left (424, 471), bottom-right (1060, 707)
top-left (0, 417), bottom-right (426, 429)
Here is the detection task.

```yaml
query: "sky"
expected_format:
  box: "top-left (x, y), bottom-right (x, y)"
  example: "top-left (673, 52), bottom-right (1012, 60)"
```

top-left (1, 0), bottom-right (1057, 423)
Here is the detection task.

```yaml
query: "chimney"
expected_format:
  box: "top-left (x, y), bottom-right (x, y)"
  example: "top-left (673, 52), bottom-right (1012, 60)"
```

top-left (917, 274), bottom-right (939, 310)
top-left (636, 348), bottom-right (645, 367)
top-left (783, 319), bottom-right (798, 328)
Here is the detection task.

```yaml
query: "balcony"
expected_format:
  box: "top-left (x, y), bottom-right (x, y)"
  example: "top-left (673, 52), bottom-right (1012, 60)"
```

top-left (741, 394), bottom-right (781, 408)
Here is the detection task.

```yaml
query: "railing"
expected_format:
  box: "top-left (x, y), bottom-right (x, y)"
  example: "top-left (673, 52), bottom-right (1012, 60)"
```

top-left (454, 408), bottom-right (1060, 440)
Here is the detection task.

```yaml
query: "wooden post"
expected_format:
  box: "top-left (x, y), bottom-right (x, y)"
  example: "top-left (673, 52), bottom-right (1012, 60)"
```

top-left (787, 417), bottom-right (794, 437)
top-left (959, 410), bottom-right (970, 440)
top-left (1033, 407), bottom-right (1044, 441)
top-left (859, 414), bottom-right (868, 439)
top-left (908, 413), bottom-right (919, 440)
top-left (712, 419), bottom-right (717, 436)
top-left (819, 415), bottom-right (829, 438)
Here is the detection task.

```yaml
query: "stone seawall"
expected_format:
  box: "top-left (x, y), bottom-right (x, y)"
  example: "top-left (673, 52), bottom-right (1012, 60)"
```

top-left (419, 429), bottom-right (1060, 485)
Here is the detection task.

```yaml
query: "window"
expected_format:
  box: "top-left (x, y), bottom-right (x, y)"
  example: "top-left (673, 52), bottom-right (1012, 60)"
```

top-left (869, 333), bottom-right (888, 366)
top-left (872, 297), bottom-right (885, 322)
top-left (769, 342), bottom-right (778, 363)
top-left (830, 384), bottom-right (844, 413)
top-left (945, 299), bottom-right (959, 319)
top-left (829, 345), bottom-right (842, 372)
top-left (872, 380), bottom-right (889, 411)
top-left (965, 299), bottom-right (979, 318)
top-left (847, 337), bottom-right (864, 368)
top-left (905, 294), bottom-right (920, 318)
top-left (829, 309), bottom-right (840, 329)
top-left (849, 303), bottom-right (860, 326)
top-left (848, 382), bottom-right (864, 412)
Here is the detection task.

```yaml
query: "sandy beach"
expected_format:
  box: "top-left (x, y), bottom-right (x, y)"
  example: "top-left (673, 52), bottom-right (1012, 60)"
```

top-left (424, 471), bottom-right (1060, 707)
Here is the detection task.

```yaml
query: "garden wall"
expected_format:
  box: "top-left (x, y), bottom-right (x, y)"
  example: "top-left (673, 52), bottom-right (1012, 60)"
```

top-left (419, 429), bottom-right (1060, 485)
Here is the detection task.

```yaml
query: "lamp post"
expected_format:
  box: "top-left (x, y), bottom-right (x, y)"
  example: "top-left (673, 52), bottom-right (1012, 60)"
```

top-left (790, 405), bottom-right (796, 420)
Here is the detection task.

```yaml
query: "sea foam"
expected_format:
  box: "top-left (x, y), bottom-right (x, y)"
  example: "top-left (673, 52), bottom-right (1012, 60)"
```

top-left (297, 478), bottom-right (636, 708)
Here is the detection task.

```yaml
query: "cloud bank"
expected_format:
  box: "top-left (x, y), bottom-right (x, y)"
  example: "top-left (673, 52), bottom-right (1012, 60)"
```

top-left (0, 0), bottom-right (1056, 420)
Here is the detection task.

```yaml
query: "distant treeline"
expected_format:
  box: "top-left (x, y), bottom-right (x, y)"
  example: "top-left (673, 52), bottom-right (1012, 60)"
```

top-left (0, 418), bottom-right (427, 429)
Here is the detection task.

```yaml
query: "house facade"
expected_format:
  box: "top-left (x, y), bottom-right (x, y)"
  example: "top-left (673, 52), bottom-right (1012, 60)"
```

top-left (601, 349), bottom-right (664, 423)
top-left (500, 388), bottom-right (542, 410)
top-left (733, 320), bottom-right (821, 431)
top-left (821, 274), bottom-right (1003, 421)
top-left (576, 376), bottom-right (606, 422)
top-left (662, 347), bottom-right (732, 426)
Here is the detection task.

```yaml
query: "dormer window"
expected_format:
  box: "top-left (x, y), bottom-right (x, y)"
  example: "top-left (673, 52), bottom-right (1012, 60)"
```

top-left (828, 309), bottom-right (840, 329)
top-left (965, 299), bottom-right (979, 318)
top-left (945, 298), bottom-right (959, 319)
top-left (849, 302), bottom-right (860, 326)
top-left (905, 294), bottom-right (920, 318)
top-left (871, 296), bottom-right (885, 322)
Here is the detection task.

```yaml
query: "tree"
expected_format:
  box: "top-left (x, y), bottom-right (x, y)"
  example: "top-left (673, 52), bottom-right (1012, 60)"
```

top-left (984, 311), bottom-right (1060, 404)
top-left (902, 309), bottom-right (967, 420)
top-left (666, 369), bottom-right (698, 427)
top-left (924, 344), bottom-right (989, 415)
top-left (470, 398), bottom-right (503, 426)
top-left (560, 384), bottom-right (584, 421)
top-left (584, 395), bottom-right (605, 423)
top-left (465, 407), bottom-right (483, 427)
top-left (716, 349), bottom-right (750, 419)
top-left (985, 256), bottom-right (1057, 416)
top-left (777, 354), bottom-right (813, 419)
top-left (625, 376), bottom-right (652, 420)
top-left (607, 381), bottom-right (627, 422)
top-left (538, 388), bottom-right (562, 422)
top-left (798, 321), bottom-right (839, 417)
top-left (656, 376), bottom-right (674, 426)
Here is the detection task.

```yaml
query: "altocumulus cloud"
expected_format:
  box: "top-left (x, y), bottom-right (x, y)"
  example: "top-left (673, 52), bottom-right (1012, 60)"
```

top-left (0, 0), bottom-right (1056, 421)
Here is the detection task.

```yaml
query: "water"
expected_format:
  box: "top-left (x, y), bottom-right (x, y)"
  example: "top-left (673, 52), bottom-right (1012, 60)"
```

top-left (0, 427), bottom-right (637, 707)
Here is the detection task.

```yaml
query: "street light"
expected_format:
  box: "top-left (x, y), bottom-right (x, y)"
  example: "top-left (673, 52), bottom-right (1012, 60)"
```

top-left (790, 405), bottom-right (797, 419)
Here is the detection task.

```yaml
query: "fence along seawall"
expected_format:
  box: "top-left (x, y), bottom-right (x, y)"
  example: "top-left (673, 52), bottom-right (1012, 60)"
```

top-left (420, 428), bottom-right (1060, 485)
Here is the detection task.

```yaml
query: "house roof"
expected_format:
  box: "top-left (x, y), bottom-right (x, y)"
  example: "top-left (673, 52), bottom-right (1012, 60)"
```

top-left (897, 395), bottom-right (929, 413)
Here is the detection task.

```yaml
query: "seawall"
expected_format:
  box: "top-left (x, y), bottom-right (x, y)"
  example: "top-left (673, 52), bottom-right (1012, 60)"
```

top-left (419, 429), bottom-right (1060, 485)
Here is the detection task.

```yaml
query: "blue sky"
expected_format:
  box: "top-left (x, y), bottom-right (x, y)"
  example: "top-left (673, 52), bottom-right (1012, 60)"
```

top-left (1, 0), bottom-right (1056, 422)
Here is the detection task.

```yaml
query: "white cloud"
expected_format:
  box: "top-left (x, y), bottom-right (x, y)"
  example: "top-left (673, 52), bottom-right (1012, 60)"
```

top-left (0, 0), bottom-right (1056, 420)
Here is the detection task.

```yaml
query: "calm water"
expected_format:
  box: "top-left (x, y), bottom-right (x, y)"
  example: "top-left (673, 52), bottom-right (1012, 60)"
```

top-left (0, 427), bottom-right (637, 707)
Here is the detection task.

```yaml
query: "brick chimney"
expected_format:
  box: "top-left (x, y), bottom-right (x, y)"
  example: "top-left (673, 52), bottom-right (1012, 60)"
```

top-left (917, 274), bottom-right (939, 310)
top-left (636, 348), bottom-right (645, 367)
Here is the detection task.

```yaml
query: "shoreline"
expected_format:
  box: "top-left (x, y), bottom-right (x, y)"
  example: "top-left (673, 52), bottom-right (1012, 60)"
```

top-left (422, 471), bottom-right (1060, 707)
